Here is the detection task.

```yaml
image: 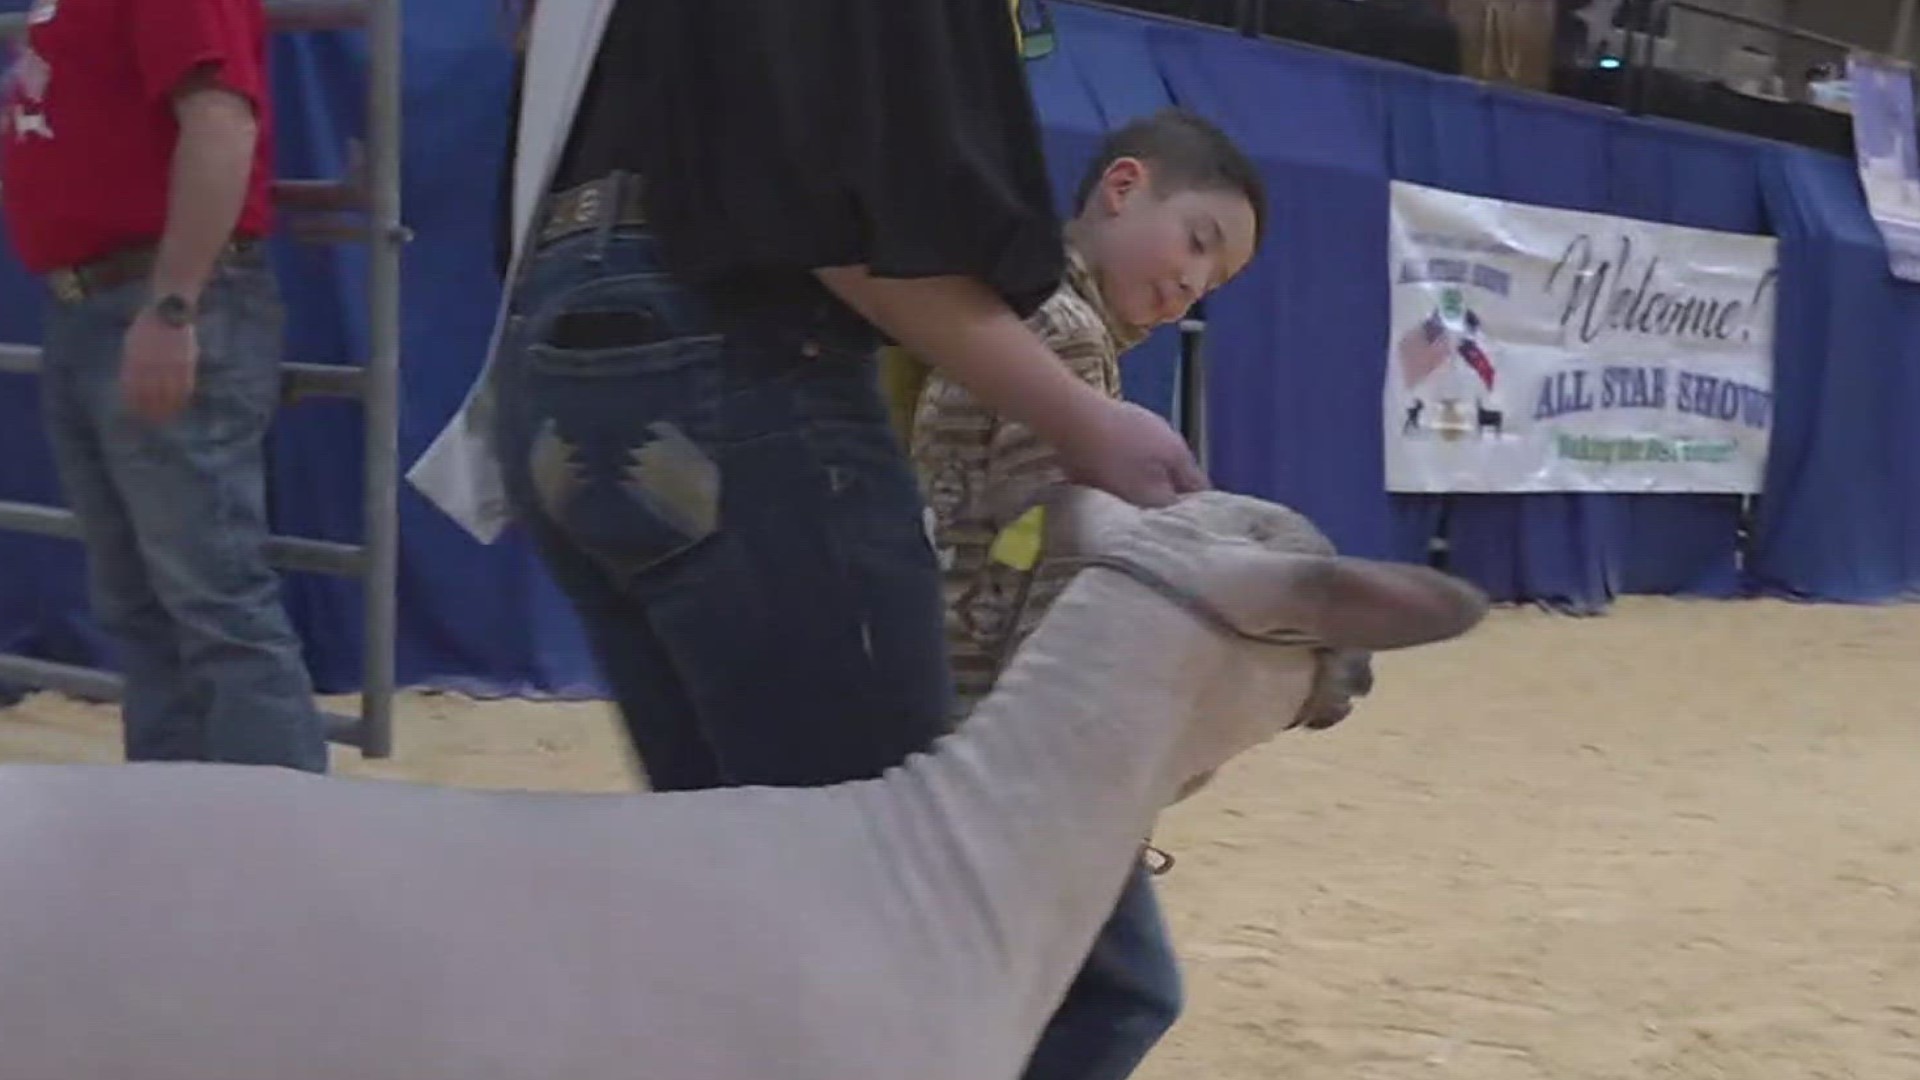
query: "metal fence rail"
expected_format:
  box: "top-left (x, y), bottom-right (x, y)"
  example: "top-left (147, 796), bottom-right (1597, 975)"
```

top-left (0, 0), bottom-right (405, 758)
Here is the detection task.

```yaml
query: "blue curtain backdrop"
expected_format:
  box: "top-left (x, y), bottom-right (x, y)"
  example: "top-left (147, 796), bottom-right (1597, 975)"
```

top-left (1, 0), bottom-right (1917, 700)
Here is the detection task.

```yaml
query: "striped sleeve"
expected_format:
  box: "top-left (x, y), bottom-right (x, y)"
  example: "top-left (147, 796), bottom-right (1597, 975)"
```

top-left (979, 293), bottom-right (1118, 529)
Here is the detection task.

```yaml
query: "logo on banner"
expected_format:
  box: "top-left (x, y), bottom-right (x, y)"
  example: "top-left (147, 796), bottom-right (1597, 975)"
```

top-left (1394, 277), bottom-right (1511, 445)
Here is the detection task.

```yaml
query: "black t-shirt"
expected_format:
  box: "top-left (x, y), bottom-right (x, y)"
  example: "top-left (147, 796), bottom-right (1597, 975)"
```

top-left (503, 0), bottom-right (1065, 320)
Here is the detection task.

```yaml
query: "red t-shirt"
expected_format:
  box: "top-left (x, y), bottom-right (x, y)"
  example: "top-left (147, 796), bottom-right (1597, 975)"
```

top-left (0, 0), bottom-right (275, 273)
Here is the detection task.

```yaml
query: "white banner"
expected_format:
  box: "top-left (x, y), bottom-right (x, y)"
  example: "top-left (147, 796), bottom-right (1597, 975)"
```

top-left (1385, 181), bottom-right (1780, 495)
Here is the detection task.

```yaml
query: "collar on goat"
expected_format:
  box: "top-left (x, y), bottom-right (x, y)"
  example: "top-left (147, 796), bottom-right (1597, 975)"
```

top-left (1053, 552), bottom-right (1329, 734)
top-left (1053, 553), bottom-right (1323, 650)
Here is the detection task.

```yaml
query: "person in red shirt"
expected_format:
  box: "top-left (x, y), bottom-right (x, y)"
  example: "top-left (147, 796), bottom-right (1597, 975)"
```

top-left (0, 0), bottom-right (325, 772)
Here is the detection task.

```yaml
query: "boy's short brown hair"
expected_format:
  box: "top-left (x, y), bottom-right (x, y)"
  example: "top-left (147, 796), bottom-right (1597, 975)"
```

top-left (1073, 108), bottom-right (1267, 249)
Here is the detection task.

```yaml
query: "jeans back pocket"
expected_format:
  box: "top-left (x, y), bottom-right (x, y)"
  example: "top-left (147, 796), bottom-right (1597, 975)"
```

top-left (524, 271), bottom-right (721, 379)
top-left (527, 416), bottom-right (723, 584)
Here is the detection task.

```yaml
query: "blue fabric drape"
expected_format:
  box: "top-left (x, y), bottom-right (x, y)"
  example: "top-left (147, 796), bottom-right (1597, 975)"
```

top-left (1751, 147), bottom-right (1920, 601)
top-left (256, 21), bottom-right (611, 697)
top-left (2, 1), bottom-right (1919, 699)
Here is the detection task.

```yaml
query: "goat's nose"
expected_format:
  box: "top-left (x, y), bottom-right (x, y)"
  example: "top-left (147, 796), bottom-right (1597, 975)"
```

top-left (1303, 699), bottom-right (1354, 731)
top-left (1347, 654), bottom-right (1376, 697)
top-left (1330, 651), bottom-right (1374, 699)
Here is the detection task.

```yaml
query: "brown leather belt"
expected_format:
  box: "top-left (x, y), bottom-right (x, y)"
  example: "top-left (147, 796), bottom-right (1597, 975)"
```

top-left (47, 238), bottom-right (263, 305)
top-left (535, 172), bottom-right (649, 251)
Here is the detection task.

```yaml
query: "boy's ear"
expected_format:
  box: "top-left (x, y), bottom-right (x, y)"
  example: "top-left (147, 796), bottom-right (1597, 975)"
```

top-left (1098, 156), bottom-right (1151, 212)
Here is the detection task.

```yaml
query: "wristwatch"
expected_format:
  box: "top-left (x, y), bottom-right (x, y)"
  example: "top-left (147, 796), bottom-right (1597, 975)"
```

top-left (151, 293), bottom-right (195, 328)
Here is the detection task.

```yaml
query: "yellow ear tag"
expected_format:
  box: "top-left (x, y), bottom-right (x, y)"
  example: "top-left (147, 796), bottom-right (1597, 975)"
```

top-left (989, 505), bottom-right (1046, 571)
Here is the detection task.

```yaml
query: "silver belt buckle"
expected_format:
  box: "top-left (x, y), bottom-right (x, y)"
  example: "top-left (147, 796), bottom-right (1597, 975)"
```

top-left (571, 182), bottom-right (606, 230)
top-left (538, 175), bottom-right (632, 247)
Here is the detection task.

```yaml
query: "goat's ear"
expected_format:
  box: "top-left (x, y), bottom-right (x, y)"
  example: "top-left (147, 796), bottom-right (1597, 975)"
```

top-left (1043, 486), bottom-right (1142, 558)
top-left (1200, 552), bottom-right (1489, 651)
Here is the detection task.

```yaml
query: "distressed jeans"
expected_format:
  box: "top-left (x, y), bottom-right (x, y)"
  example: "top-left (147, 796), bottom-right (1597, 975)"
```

top-left (37, 256), bottom-right (327, 772)
top-left (491, 223), bottom-right (1178, 1078)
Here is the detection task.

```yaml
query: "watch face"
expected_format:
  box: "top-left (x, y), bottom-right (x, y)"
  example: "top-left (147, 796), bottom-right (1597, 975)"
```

top-left (154, 295), bottom-right (193, 327)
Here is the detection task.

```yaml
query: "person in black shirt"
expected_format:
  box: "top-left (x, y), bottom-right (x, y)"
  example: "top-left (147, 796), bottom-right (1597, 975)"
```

top-left (487, 3), bottom-right (1204, 1076)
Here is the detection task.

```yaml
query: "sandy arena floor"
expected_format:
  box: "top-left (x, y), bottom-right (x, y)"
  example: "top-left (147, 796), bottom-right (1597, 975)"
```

top-left (4, 597), bottom-right (1919, 1078)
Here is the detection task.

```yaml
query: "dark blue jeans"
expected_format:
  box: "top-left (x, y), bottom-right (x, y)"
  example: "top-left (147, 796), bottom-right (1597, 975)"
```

top-left (490, 226), bottom-right (1179, 1077)
top-left (1029, 862), bottom-right (1182, 1080)
top-left (37, 257), bottom-right (327, 772)
top-left (490, 228), bottom-right (954, 786)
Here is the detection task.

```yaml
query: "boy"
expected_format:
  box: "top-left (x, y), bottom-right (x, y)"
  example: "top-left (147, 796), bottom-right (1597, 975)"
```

top-left (910, 108), bottom-right (1266, 1080)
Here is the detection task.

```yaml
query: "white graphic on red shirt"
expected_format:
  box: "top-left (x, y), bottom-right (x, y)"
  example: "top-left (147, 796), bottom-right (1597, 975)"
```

top-left (28, 0), bottom-right (59, 26)
top-left (2, 43), bottom-right (53, 143)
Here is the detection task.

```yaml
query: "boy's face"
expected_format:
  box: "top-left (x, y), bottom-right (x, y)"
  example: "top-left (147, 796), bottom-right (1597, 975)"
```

top-left (1078, 157), bottom-right (1260, 331)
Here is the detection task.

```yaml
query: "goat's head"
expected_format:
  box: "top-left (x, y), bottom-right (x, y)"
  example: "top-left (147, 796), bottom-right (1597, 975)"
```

top-left (1042, 486), bottom-right (1488, 800)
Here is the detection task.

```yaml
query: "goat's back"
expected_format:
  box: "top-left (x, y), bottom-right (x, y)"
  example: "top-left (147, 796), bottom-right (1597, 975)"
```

top-left (0, 764), bottom-right (1008, 1080)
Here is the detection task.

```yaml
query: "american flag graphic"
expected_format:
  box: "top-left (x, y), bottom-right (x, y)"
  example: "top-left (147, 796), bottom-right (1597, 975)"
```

top-left (1396, 312), bottom-right (1451, 389)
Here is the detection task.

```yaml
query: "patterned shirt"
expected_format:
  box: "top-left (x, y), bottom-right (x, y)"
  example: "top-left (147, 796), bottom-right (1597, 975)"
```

top-left (911, 246), bottom-right (1149, 719)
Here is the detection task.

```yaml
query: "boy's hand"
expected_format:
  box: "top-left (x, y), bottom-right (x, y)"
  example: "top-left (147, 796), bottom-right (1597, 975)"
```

top-left (1057, 398), bottom-right (1209, 509)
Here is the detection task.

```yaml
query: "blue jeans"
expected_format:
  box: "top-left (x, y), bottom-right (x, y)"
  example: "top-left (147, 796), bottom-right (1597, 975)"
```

top-left (37, 256), bottom-right (327, 772)
top-left (1026, 862), bottom-right (1183, 1080)
top-left (491, 227), bottom-right (956, 786)
top-left (491, 224), bottom-right (1178, 1076)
